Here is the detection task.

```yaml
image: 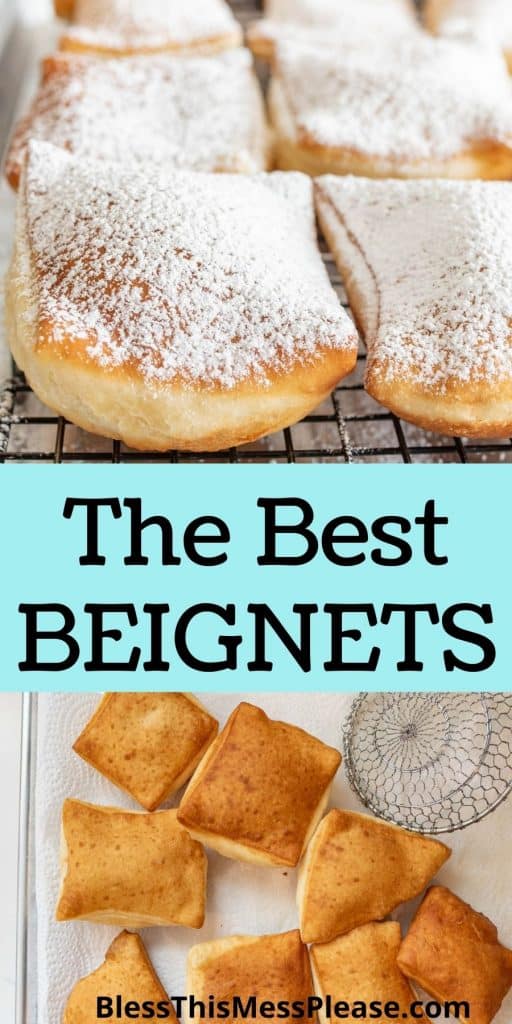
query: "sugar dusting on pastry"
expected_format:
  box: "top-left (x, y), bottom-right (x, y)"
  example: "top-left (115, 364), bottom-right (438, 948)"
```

top-left (21, 142), bottom-right (355, 390)
top-left (6, 51), bottom-right (267, 184)
top-left (65, 0), bottom-right (240, 49)
top-left (276, 34), bottom-right (512, 161)
top-left (316, 176), bottom-right (512, 389)
top-left (251, 0), bottom-right (416, 55)
top-left (426, 0), bottom-right (512, 51)
top-left (264, 0), bottom-right (414, 28)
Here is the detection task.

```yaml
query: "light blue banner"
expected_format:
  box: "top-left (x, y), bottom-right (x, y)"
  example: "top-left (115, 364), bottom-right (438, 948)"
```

top-left (0, 465), bottom-right (508, 692)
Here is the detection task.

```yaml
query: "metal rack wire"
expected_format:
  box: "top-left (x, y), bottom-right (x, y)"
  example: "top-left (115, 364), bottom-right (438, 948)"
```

top-left (1, 1), bottom-right (512, 464)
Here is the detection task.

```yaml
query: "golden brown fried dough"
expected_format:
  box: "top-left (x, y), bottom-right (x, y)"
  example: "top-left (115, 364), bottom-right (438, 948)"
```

top-left (397, 886), bottom-right (512, 1024)
top-left (298, 809), bottom-right (450, 943)
top-left (178, 702), bottom-right (341, 866)
top-left (311, 921), bottom-right (425, 1024)
top-left (56, 800), bottom-right (206, 927)
top-left (73, 693), bottom-right (218, 810)
top-left (7, 143), bottom-right (357, 453)
top-left (188, 930), bottom-right (315, 1024)
top-left (63, 931), bottom-right (175, 1024)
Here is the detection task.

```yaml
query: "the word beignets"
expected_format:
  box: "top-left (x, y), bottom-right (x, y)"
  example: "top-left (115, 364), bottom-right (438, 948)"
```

top-left (188, 929), bottom-right (315, 1024)
top-left (5, 50), bottom-right (269, 191)
top-left (7, 142), bottom-right (357, 452)
top-left (57, 0), bottom-right (242, 57)
top-left (63, 931), bottom-right (175, 1024)
top-left (298, 809), bottom-right (450, 944)
top-left (56, 800), bottom-right (207, 927)
top-left (315, 175), bottom-right (512, 438)
top-left (425, 0), bottom-right (512, 72)
top-left (178, 702), bottom-right (342, 866)
top-left (269, 34), bottom-right (512, 179)
top-left (73, 693), bottom-right (218, 811)
top-left (397, 886), bottom-right (512, 1024)
top-left (311, 922), bottom-right (424, 1024)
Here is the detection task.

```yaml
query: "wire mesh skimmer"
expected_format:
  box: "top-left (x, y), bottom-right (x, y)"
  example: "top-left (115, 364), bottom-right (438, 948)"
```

top-left (342, 692), bottom-right (512, 833)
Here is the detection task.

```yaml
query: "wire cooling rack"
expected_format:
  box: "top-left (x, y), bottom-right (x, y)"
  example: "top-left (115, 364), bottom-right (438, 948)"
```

top-left (2, 2), bottom-right (512, 464)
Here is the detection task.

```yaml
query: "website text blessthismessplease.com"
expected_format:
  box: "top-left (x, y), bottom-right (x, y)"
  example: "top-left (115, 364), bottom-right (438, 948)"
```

top-left (94, 995), bottom-right (470, 1020)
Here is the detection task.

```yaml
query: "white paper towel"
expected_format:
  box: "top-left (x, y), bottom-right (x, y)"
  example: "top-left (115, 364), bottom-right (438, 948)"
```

top-left (35, 693), bottom-right (512, 1024)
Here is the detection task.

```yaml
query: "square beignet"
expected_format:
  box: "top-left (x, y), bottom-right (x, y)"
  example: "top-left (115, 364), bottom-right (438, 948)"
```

top-left (315, 175), bottom-right (512, 438)
top-left (311, 922), bottom-right (424, 1024)
top-left (425, 0), bottom-right (512, 73)
top-left (73, 693), bottom-right (218, 811)
top-left (56, 800), bottom-right (207, 927)
top-left (188, 929), bottom-right (315, 1024)
top-left (58, 0), bottom-right (242, 56)
top-left (269, 33), bottom-right (512, 179)
top-left (5, 50), bottom-right (269, 191)
top-left (178, 702), bottom-right (341, 866)
top-left (7, 142), bottom-right (357, 453)
top-left (397, 886), bottom-right (512, 1024)
top-left (63, 930), bottom-right (175, 1024)
top-left (249, 0), bottom-right (417, 62)
top-left (298, 809), bottom-right (450, 944)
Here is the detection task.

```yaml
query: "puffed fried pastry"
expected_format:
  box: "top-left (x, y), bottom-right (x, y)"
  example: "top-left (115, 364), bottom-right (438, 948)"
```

top-left (73, 693), bottom-right (218, 811)
top-left (298, 809), bottom-right (450, 943)
top-left (249, 0), bottom-right (417, 62)
top-left (56, 800), bottom-right (207, 927)
top-left (269, 34), bottom-right (512, 179)
top-left (188, 929), bottom-right (315, 1024)
top-left (63, 931), bottom-right (175, 1024)
top-left (397, 886), bottom-right (512, 1024)
top-left (57, 0), bottom-right (242, 57)
top-left (5, 50), bottom-right (269, 191)
top-left (315, 175), bottom-right (512, 438)
top-left (178, 702), bottom-right (342, 866)
top-left (425, 0), bottom-right (512, 72)
top-left (311, 922), bottom-right (425, 1024)
top-left (7, 142), bottom-right (357, 452)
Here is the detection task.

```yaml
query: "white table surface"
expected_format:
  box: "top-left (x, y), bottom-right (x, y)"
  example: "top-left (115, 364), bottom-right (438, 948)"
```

top-left (0, 693), bottom-right (22, 1020)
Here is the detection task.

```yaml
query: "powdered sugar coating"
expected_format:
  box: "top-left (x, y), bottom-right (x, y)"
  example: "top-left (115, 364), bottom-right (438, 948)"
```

top-left (429, 0), bottom-right (512, 51)
top-left (7, 51), bottom-right (267, 183)
top-left (65, 0), bottom-right (241, 50)
top-left (265, 0), bottom-right (414, 26)
top-left (22, 142), bottom-right (355, 390)
top-left (252, 0), bottom-right (417, 55)
top-left (317, 175), bottom-right (512, 388)
top-left (275, 34), bottom-right (512, 160)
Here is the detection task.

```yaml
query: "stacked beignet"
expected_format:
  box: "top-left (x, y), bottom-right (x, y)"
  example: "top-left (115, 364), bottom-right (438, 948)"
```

top-left (248, 0), bottom-right (418, 62)
top-left (55, 0), bottom-right (242, 56)
top-left (5, 50), bottom-right (269, 190)
top-left (269, 34), bottom-right (512, 180)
